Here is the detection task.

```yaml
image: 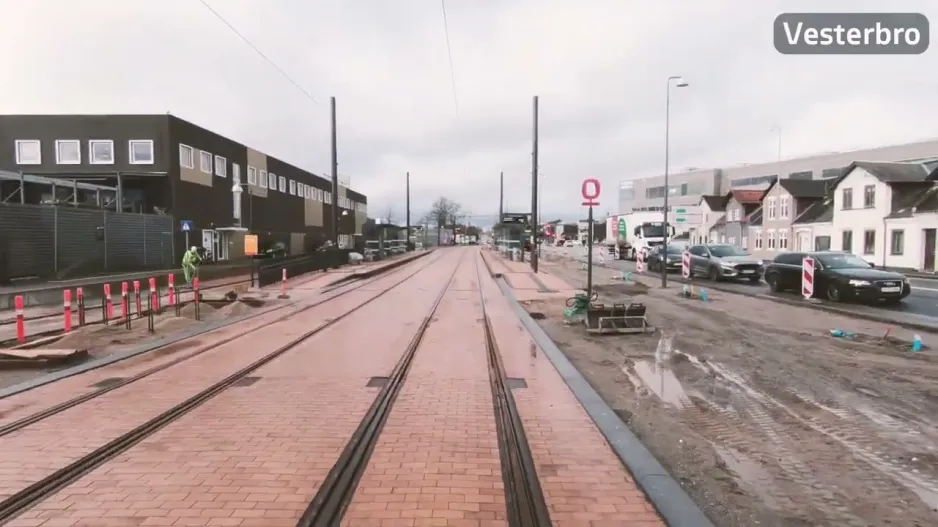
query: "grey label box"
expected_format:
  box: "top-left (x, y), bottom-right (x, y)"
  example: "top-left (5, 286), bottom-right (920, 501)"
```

top-left (775, 13), bottom-right (929, 54)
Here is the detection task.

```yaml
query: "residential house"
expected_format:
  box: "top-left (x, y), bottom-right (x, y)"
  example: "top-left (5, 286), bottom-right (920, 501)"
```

top-left (693, 195), bottom-right (728, 244)
top-left (722, 190), bottom-right (763, 247)
top-left (746, 206), bottom-right (763, 252)
top-left (830, 161), bottom-right (937, 269)
top-left (791, 199), bottom-right (834, 253)
top-left (752, 179), bottom-right (828, 258)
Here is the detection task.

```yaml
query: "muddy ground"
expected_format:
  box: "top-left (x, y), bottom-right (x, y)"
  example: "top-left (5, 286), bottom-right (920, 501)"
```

top-left (529, 257), bottom-right (938, 527)
top-left (0, 296), bottom-right (272, 390)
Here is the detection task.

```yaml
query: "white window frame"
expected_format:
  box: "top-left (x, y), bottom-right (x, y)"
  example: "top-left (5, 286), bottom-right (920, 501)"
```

top-left (199, 150), bottom-right (213, 174)
top-left (779, 229), bottom-right (789, 250)
top-left (317, 189), bottom-right (323, 201)
top-left (325, 191), bottom-right (332, 204)
top-left (89, 139), bottom-right (115, 165)
top-left (55, 140), bottom-right (81, 165)
top-left (278, 176), bottom-right (286, 193)
top-left (766, 198), bottom-right (776, 220)
top-left (128, 139), bottom-right (154, 165)
top-left (753, 229), bottom-right (763, 249)
top-left (268, 172), bottom-right (277, 190)
top-left (214, 155), bottom-right (227, 177)
top-left (247, 166), bottom-right (257, 185)
top-left (179, 144), bottom-right (194, 169)
top-left (232, 163), bottom-right (241, 183)
top-left (767, 229), bottom-right (776, 250)
top-left (289, 179), bottom-right (297, 196)
top-left (780, 196), bottom-right (790, 219)
top-left (14, 140), bottom-right (42, 165)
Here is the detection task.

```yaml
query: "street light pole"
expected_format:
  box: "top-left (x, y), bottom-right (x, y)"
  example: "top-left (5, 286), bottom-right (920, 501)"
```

top-left (531, 95), bottom-right (540, 273)
top-left (662, 75), bottom-right (689, 288)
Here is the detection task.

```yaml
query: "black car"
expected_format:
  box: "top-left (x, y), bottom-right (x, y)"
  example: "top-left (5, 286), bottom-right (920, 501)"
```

top-left (646, 244), bottom-right (688, 273)
top-left (686, 244), bottom-right (764, 282)
top-left (763, 251), bottom-right (911, 304)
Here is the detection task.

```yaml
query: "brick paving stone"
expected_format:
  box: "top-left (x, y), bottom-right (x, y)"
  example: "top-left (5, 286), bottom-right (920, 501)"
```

top-left (476, 251), bottom-right (664, 526)
top-left (0, 259), bottom-right (422, 426)
top-left (0, 266), bottom-right (433, 506)
top-left (343, 251), bottom-right (508, 527)
top-left (4, 250), bottom-right (463, 527)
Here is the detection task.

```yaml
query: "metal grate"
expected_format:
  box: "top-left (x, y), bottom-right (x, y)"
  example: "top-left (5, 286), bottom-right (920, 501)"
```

top-left (232, 376), bottom-right (262, 387)
top-left (506, 378), bottom-right (528, 389)
top-left (366, 376), bottom-right (389, 388)
top-left (91, 377), bottom-right (125, 389)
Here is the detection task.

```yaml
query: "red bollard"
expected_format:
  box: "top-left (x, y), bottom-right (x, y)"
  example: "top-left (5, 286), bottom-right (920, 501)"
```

top-left (133, 281), bottom-right (142, 317)
top-left (103, 284), bottom-right (113, 324)
top-left (63, 290), bottom-right (73, 333)
top-left (278, 268), bottom-right (290, 299)
top-left (148, 277), bottom-right (160, 312)
top-left (167, 274), bottom-right (176, 306)
top-left (76, 287), bottom-right (85, 326)
top-left (192, 277), bottom-right (199, 300)
top-left (14, 295), bottom-right (25, 343)
top-left (121, 282), bottom-right (129, 321)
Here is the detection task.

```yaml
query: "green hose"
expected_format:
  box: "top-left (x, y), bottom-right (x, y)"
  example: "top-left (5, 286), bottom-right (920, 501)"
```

top-left (564, 291), bottom-right (597, 318)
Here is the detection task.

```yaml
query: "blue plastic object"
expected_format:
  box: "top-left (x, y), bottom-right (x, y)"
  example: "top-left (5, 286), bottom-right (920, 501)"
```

top-left (699, 289), bottom-right (709, 302)
top-left (913, 334), bottom-right (923, 352)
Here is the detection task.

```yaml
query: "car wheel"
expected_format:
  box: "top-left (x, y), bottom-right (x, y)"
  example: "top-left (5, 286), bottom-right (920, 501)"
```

top-left (708, 265), bottom-right (721, 282)
top-left (766, 273), bottom-right (782, 292)
top-left (826, 284), bottom-right (842, 302)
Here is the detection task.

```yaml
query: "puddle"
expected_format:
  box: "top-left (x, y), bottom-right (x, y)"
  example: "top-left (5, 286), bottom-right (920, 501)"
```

top-left (627, 360), bottom-right (691, 408)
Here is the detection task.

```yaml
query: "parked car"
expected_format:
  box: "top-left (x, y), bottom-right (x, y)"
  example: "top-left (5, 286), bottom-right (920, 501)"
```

top-left (646, 243), bottom-right (689, 273)
top-left (686, 244), bottom-right (763, 282)
top-left (763, 251), bottom-right (911, 304)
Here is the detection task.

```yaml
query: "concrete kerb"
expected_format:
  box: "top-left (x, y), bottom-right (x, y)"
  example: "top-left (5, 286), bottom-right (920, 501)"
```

top-left (495, 278), bottom-right (715, 527)
top-left (0, 253), bottom-right (431, 400)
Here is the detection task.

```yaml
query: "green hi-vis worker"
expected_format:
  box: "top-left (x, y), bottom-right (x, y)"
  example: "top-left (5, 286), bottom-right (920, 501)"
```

top-left (182, 246), bottom-right (202, 285)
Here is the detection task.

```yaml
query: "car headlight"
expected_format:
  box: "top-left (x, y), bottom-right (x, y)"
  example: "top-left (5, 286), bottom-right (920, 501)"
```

top-left (849, 279), bottom-right (872, 287)
top-left (720, 262), bottom-right (736, 269)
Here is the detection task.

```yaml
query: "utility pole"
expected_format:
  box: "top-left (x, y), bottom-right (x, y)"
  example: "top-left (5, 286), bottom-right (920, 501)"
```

top-left (498, 171), bottom-right (504, 244)
top-left (330, 96), bottom-right (339, 247)
top-left (405, 172), bottom-right (411, 250)
top-left (531, 96), bottom-right (539, 273)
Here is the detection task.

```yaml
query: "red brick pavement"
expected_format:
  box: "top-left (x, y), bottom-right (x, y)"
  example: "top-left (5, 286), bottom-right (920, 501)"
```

top-left (476, 251), bottom-right (663, 526)
top-left (343, 251), bottom-right (507, 526)
top-left (0, 261), bottom-right (413, 428)
top-left (4, 249), bottom-right (464, 527)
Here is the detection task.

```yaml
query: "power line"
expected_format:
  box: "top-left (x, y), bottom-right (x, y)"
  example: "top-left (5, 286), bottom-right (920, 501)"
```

top-left (197, 0), bottom-right (321, 105)
top-left (439, 0), bottom-right (460, 119)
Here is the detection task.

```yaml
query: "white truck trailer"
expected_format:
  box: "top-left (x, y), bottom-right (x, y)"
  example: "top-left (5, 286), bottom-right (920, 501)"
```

top-left (605, 212), bottom-right (675, 260)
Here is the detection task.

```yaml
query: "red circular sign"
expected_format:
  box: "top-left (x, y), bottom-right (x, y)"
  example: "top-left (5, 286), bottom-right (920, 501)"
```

top-left (581, 178), bottom-right (601, 206)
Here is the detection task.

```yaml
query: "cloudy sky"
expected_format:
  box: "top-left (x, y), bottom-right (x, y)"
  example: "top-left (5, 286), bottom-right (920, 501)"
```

top-left (2, 0), bottom-right (937, 223)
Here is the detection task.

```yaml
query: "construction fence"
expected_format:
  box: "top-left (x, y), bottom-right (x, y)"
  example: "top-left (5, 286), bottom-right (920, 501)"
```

top-left (0, 202), bottom-right (174, 282)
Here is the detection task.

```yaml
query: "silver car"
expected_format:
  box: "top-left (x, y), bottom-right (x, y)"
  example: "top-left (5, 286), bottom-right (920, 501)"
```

top-left (686, 244), bottom-right (764, 282)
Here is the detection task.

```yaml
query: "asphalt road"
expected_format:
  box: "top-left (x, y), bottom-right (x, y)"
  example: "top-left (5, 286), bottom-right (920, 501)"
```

top-left (542, 247), bottom-right (938, 319)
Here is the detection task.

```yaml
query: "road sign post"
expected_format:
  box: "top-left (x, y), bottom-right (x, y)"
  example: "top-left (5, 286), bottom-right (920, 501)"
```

top-left (581, 179), bottom-right (601, 300)
top-left (180, 220), bottom-right (194, 253)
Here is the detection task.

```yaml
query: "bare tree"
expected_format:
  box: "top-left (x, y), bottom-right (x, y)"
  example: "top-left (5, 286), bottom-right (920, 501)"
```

top-left (428, 197), bottom-right (462, 244)
top-left (384, 206), bottom-right (395, 224)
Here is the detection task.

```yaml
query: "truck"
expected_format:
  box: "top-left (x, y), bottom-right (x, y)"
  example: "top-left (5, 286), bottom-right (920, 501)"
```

top-left (605, 212), bottom-right (676, 261)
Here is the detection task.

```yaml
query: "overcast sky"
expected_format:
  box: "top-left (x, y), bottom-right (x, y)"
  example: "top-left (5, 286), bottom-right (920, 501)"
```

top-left (2, 0), bottom-right (937, 223)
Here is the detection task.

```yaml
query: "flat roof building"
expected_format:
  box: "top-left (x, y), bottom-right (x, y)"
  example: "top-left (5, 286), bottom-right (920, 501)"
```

top-left (619, 138), bottom-right (938, 215)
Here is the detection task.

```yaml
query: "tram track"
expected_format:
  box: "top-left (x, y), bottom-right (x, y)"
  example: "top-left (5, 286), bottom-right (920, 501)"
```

top-left (0, 252), bottom-right (438, 439)
top-left (0, 251), bottom-right (448, 524)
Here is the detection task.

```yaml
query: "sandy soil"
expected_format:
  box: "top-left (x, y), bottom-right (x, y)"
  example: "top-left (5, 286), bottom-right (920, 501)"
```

top-left (528, 258), bottom-right (938, 527)
top-left (0, 297), bottom-right (274, 390)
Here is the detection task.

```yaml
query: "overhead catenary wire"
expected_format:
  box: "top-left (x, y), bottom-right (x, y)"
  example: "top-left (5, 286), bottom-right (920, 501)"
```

top-left (439, 0), bottom-right (460, 119)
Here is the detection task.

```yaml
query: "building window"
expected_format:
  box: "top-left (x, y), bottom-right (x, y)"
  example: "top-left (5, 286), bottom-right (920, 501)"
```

top-left (815, 236), bottom-right (831, 251)
top-left (247, 166), bottom-right (257, 185)
top-left (789, 170), bottom-right (813, 180)
top-left (267, 172), bottom-right (276, 189)
top-left (778, 229), bottom-right (789, 250)
top-left (842, 230), bottom-right (853, 253)
top-left (325, 191), bottom-right (332, 204)
top-left (780, 196), bottom-right (790, 219)
top-left (766, 198), bottom-right (776, 220)
top-left (199, 151), bottom-right (213, 174)
top-left (842, 188), bottom-right (853, 209)
top-left (89, 140), bottom-right (115, 164)
top-left (890, 229), bottom-right (904, 255)
top-left (129, 140), bottom-right (154, 164)
top-left (821, 167), bottom-right (844, 179)
top-left (14, 140), bottom-right (42, 164)
top-left (214, 155), bottom-right (227, 177)
top-left (278, 176), bottom-right (286, 193)
top-left (863, 185), bottom-right (875, 208)
top-left (753, 230), bottom-right (763, 249)
top-left (179, 144), bottom-right (194, 168)
top-left (863, 230), bottom-right (875, 255)
top-left (741, 236), bottom-right (748, 249)
top-left (232, 163), bottom-right (240, 183)
top-left (55, 140), bottom-right (81, 164)
top-left (289, 179), bottom-right (297, 196)
top-left (317, 189), bottom-right (323, 201)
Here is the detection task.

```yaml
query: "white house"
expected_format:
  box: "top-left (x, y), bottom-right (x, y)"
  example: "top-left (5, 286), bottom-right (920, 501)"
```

top-left (791, 199), bottom-right (834, 253)
top-left (830, 161), bottom-right (937, 270)
top-left (692, 195), bottom-right (727, 244)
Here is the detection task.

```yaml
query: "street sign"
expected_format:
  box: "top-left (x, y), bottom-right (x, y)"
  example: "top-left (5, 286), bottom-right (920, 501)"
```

top-left (617, 218), bottom-right (626, 238)
top-left (501, 212), bottom-right (529, 225)
top-left (675, 208), bottom-right (687, 214)
top-left (581, 178), bottom-right (601, 207)
top-left (180, 220), bottom-right (193, 232)
top-left (675, 217), bottom-right (687, 223)
top-left (244, 234), bottom-right (258, 256)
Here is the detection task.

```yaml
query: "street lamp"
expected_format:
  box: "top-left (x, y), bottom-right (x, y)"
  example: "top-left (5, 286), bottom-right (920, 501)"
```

top-left (231, 182), bottom-right (243, 228)
top-left (662, 75), bottom-right (689, 288)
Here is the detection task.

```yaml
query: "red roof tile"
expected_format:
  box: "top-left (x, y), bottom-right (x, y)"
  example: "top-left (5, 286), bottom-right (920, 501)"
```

top-left (730, 190), bottom-right (763, 204)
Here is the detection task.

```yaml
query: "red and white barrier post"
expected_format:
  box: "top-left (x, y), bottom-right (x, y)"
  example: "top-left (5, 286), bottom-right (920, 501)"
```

top-left (167, 274), bottom-right (176, 306)
top-left (636, 250), bottom-right (645, 273)
top-left (14, 295), bottom-right (25, 343)
top-left (278, 268), bottom-right (290, 299)
top-left (148, 277), bottom-right (160, 312)
top-left (121, 282), bottom-right (129, 321)
top-left (103, 284), bottom-right (113, 324)
top-left (682, 250), bottom-right (691, 279)
top-left (802, 256), bottom-right (815, 299)
top-left (133, 281), bottom-right (142, 317)
top-left (193, 277), bottom-right (201, 320)
top-left (76, 287), bottom-right (85, 326)
top-left (63, 290), bottom-right (73, 333)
